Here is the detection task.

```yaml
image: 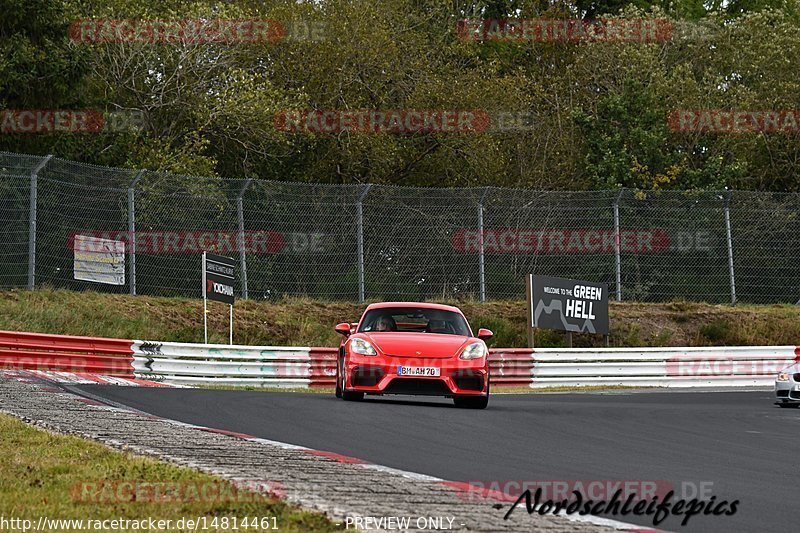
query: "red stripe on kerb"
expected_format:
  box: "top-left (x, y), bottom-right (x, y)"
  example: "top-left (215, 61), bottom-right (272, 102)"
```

top-left (306, 450), bottom-right (368, 464)
top-left (199, 427), bottom-right (257, 440)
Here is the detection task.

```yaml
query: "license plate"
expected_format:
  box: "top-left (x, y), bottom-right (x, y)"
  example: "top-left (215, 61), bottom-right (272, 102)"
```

top-left (398, 366), bottom-right (440, 377)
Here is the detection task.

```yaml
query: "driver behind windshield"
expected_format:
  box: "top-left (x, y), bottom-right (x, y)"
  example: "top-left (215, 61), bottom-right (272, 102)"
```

top-left (374, 315), bottom-right (397, 332)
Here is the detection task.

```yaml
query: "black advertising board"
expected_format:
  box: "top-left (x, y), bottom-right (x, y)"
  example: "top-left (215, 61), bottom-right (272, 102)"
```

top-left (529, 275), bottom-right (609, 335)
top-left (203, 253), bottom-right (235, 305)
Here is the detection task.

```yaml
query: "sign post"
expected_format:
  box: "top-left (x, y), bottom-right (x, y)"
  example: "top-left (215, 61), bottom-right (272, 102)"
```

top-left (525, 274), bottom-right (535, 348)
top-left (526, 275), bottom-right (609, 348)
top-left (202, 252), bottom-right (236, 345)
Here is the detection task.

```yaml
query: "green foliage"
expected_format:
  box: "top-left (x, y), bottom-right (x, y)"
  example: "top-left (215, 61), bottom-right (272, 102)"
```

top-left (0, 0), bottom-right (87, 108)
top-left (2, 1), bottom-right (800, 190)
top-left (575, 77), bottom-right (680, 189)
top-left (699, 319), bottom-right (730, 342)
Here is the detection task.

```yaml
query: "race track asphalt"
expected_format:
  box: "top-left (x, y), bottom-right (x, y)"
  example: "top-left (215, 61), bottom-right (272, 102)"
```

top-left (74, 386), bottom-right (795, 533)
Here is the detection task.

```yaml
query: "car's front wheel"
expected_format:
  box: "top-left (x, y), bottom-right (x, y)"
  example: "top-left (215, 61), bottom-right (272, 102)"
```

top-left (453, 395), bottom-right (489, 409)
top-left (342, 389), bottom-right (364, 401)
top-left (339, 358), bottom-right (364, 401)
top-left (453, 383), bottom-right (489, 409)
top-left (335, 354), bottom-right (343, 398)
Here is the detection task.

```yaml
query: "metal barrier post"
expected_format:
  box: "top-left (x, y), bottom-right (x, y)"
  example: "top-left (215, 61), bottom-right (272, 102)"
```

top-left (27, 155), bottom-right (52, 290)
top-left (237, 178), bottom-right (253, 299)
top-left (724, 190), bottom-right (737, 304)
top-left (613, 188), bottom-right (624, 301)
top-left (357, 184), bottom-right (372, 303)
top-left (478, 188), bottom-right (489, 303)
top-left (127, 170), bottom-right (145, 295)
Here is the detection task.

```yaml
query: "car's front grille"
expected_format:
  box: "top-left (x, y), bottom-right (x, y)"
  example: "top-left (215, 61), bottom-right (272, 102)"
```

top-left (790, 390), bottom-right (800, 401)
top-left (794, 373), bottom-right (800, 382)
top-left (383, 378), bottom-right (451, 396)
top-left (777, 389), bottom-right (789, 398)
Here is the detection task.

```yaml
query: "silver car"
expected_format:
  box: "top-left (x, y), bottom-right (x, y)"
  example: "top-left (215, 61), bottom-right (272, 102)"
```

top-left (775, 363), bottom-right (800, 408)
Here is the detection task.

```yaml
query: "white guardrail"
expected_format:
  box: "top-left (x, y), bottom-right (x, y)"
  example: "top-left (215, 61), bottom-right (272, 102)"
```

top-left (132, 341), bottom-right (799, 389)
top-left (522, 345), bottom-right (799, 388)
top-left (131, 341), bottom-right (337, 387)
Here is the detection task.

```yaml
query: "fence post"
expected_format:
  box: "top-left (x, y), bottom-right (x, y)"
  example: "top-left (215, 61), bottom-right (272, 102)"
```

top-left (27, 154), bottom-right (52, 290)
top-left (127, 170), bottom-right (145, 295)
top-left (357, 184), bottom-right (372, 304)
top-left (613, 188), bottom-right (624, 301)
top-left (478, 188), bottom-right (490, 303)
top-left (724, 190), bottom-right (737, 304)
top-left (237, 178), bottom-right (253, 299)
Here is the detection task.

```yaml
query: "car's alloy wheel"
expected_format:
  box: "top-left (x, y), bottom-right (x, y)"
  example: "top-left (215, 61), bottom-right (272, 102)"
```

top-left (342, 388), bottom-right (364, 401)
top-left (339, 357), bottom-right (364, 401)
top-left (335, 354), bottom-right (343, 398)
top-left (453, 382), bottom-right (489, 409)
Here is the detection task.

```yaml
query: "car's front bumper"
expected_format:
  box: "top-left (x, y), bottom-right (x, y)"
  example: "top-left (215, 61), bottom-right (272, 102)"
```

top-left (775, 377), bottom-right (800, 403)
top-left (345, 355), bottom-right (489, 396)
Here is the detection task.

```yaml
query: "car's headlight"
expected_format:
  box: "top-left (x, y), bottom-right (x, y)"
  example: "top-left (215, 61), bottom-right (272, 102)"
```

top-left (777, 372), bottom-right (790, 381)
top-left (350, 338), bottom-right (377, 356)
top-left (460, 342), bottom-right (487, 360)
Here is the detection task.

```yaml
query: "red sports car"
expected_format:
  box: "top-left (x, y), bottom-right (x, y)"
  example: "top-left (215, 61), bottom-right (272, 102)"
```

top-left (334, 302), bottom-right (492, 408)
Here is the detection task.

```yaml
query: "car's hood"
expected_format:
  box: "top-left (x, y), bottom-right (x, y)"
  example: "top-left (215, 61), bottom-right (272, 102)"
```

top-left (361, 332), bottom-right (473, 358)
top-left (779, 363), bottom-right (800, 375)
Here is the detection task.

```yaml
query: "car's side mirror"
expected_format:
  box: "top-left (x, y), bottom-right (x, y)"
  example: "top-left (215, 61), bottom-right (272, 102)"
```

top-left (477, 328), bottom-right (493, 340)
top-left (335, 322), bottom-right (352, 336)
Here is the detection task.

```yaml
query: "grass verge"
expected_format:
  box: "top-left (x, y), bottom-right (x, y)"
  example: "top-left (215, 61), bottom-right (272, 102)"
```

top-left (2, 288), bottom-right (799, 348)
top-left (0, 413), bottom-right (340, 532)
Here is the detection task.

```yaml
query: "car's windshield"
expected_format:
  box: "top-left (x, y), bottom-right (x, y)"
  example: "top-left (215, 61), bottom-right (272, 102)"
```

top-left (358, 307), bottom-right (471, 336)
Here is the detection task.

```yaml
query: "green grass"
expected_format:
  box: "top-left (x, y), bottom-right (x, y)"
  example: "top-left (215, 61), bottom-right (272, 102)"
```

top-left (0, 413), bottom-right (340, 532)
top-left (2, 288), bottom-right (800, 348)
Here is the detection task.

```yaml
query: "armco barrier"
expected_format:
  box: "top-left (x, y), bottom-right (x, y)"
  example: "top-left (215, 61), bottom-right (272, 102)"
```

top-left (489, 348), bottom-right (537, 387)
top-left (523, 345), bottom-right (800, 388)
top-left (0, 330), bottom-right (134, 377)
top-left (131, 341), bottom-right (800, 389)
top-left (132, 341), bottom-right (337, 387)
top-left (0, 330), bottom-right (795, 389)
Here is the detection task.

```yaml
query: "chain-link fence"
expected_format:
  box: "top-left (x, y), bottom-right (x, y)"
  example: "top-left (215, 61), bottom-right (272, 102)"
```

top-left (2, 151), bottom-right (799, 304)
